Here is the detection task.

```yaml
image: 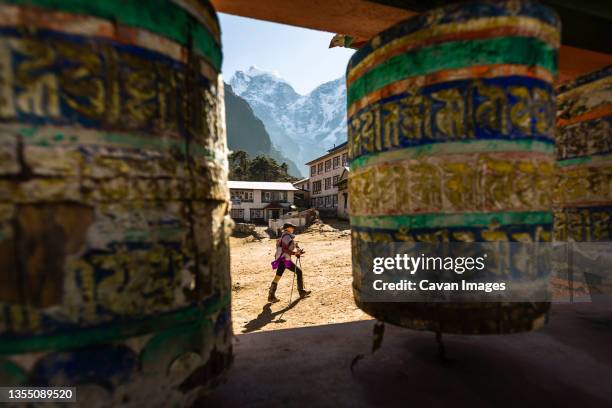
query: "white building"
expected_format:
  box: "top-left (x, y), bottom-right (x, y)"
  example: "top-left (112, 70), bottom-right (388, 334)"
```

top-left (228, 181), bottom-right (298, 223)
top-left (305, 142), bottom-right (348, 216)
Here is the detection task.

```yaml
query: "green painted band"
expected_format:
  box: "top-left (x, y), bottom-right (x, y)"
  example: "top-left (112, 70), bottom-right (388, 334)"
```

top-left (5, 0), bottom-right (221, 71)
top-left (348, 36), bottom-right (556, 107)
top-left (350, 211), bottom-right (553, 230)
top-left (0, 359), bottom-right (27, 383)
top-left (0, 294), bottom-right (229, 355)
top-left (349, 139), bottom-right (554, 169)
top-left (557, 153), bottom-right (612, 168)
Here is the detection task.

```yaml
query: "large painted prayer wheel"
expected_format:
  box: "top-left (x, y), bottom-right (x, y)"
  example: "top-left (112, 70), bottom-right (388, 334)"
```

top-left (555, 66), bottom-right (612, 242)
top-left (0, 0), bottom-right (232, 405)
top-left (553, 66), bottom-right (612, 299)
top-left (348, 0), bottom-right (559, 334)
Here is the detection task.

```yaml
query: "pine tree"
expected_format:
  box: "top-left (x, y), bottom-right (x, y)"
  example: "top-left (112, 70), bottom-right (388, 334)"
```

top-left (228, 151), bottom-right (298, 182)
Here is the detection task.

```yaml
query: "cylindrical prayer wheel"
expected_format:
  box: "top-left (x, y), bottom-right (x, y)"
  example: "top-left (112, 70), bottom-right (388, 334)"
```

top-left (0, 0), bottom-right (231, 404)
top-left (554, 66), bottom-right (612, 298)
top-left (555, 66), bottom-right (612, 242)
top-left (347, 0), bottom-right (559, 334)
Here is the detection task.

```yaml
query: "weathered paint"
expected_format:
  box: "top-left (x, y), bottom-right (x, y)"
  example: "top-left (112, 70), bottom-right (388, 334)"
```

top-left (554, 65), bottom-right (612, 242)
top-left (347, 37), bottom-right (557, 107)
top-left (0, 0), bottom-right (232, 405)
top-left (348, 0), bottom-right (559, 334)
top-left (3, 0), bottom-right (221, 70)
top-left (351, 211), bottom-right (553, 231)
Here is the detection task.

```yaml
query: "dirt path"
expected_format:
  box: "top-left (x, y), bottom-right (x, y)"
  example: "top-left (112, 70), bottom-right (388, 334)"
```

top-left (230, 220), bottom-right (370, 334)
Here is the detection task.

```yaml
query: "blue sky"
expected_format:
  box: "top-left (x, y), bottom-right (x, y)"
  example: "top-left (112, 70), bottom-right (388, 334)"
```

top-left (219, 13), bottom-right (355, 95)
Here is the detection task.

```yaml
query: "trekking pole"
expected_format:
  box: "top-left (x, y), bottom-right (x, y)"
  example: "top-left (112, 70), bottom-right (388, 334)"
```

top-left (288, 266), bottom-right (296, 306)
top-left (275, 240), bottom-right (304, 322)
top-left (276, 263), bottom-right (295, 323)
top-left (286, 255), bottom-right (302, 307)
top-left (288, 253), bottom-right (305, 305)
top-left (288, 243), bottom-right (303, 307)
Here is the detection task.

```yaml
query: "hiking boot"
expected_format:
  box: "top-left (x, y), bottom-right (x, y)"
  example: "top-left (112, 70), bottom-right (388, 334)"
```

top-left (268, 282), bottom-right (279, 303)
top-left (297, 276), bottom-right (310, 298)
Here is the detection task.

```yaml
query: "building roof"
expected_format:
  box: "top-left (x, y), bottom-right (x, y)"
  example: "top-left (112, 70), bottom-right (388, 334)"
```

top-left (335, 167), bottom-right (350, 186)
top-left (327, 141), bottom-right (347, 153)
top-left (305, 141), bottom-right (348, 165)
top-left (228, 181), bottom-right (298, 191)
top-left (293, 178), bottom-right (309, 185)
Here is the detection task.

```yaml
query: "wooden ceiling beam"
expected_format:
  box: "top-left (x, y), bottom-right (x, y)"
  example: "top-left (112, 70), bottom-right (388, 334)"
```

top-left (211, 0), bottom-right (612, 81)
top-left (211, 0), bottom-right (415, 38)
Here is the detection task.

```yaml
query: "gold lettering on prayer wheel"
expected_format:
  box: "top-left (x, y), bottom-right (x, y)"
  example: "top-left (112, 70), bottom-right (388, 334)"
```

top-left (347, 0), bottom-right (559, 334)
top-left (0, 0), bottom-right (231, 404)
top-left (554, 66), bottom-right (612, 299)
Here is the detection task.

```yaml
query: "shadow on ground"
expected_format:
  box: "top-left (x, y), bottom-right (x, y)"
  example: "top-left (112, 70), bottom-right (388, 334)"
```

top-left (241, 298), bottom-right (304, 333)
top-left (203, 301), bottom-right (612, 407)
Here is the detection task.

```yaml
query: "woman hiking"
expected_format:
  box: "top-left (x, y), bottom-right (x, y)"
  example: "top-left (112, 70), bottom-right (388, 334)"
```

top-left (268, 222), bottom-right (311, 303)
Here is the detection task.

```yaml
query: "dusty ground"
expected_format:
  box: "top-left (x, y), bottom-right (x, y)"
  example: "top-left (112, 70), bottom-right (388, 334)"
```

top-left (230, 219), bottom-right (370, 333)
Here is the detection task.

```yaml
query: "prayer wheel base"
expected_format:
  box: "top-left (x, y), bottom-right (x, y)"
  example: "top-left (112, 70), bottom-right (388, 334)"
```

top-left (355, 297), bottom-right (549, 334)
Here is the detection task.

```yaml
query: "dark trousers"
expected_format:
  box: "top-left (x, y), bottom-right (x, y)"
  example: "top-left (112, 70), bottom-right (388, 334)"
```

top-left (275, 262), bottom-right (305, 291)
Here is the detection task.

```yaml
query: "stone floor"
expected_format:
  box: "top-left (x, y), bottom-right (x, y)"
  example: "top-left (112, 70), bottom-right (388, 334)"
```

top-left (202, 300), bottom-right (612, 407)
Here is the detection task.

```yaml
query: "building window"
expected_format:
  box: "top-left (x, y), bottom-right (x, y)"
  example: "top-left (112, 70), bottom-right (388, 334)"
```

top-left (324, 177), bottom-right (331, 190)
top-left (262, 191), bottom-right (287, 202)
top-left (230, 190), bottom-right (253, 202)
top-left (342, 153), bottom-right (348, 166)
top-left (333, 156), bottom-right (340, 169)
top-left (311, 198), bottom-right (316, 208)
top-left (325, 159), bottom-right (331, 172)
top-left (313, 180), bottom-right (321, 194)
top-left (317, 163), bottom-right (323, 174)
top-left (311, 166), bottom-right (316, 176)
top-left (250, 209), bottom-right (263, 219)
top-left (317, 197), bottom-right (323, 207)
top-left (324, 195), bottom-right (331, 207)
top-left (333, 175), bottom-right (339, 186)
top-left (230, 209), bottom-right (244, 219)
top-left (306, 182), bottom-right (310, 191)
top-left (332, 194), bottom-right (338, 207)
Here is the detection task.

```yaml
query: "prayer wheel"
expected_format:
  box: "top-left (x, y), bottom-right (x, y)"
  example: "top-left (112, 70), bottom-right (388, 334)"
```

top-left (348, 0), bottom-right (559, 334)
top-left (0, 0), bottom-right (232, 405)
top-left (555, 66), bottom-right (612, 242)
top-left (553, 66), bottom-right (612, 299)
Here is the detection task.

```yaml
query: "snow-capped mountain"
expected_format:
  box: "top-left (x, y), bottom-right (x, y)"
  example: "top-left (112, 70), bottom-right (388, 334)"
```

top-left (224, 83), bottom-right (302, 177)
top-left (229, 66), bottom-right (347, 176)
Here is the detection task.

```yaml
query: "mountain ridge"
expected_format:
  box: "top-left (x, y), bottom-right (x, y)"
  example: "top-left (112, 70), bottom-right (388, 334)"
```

top-left (223, 83), bottom-right (302, 177)
top-left (229, 66), bottom-right (347, 176)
